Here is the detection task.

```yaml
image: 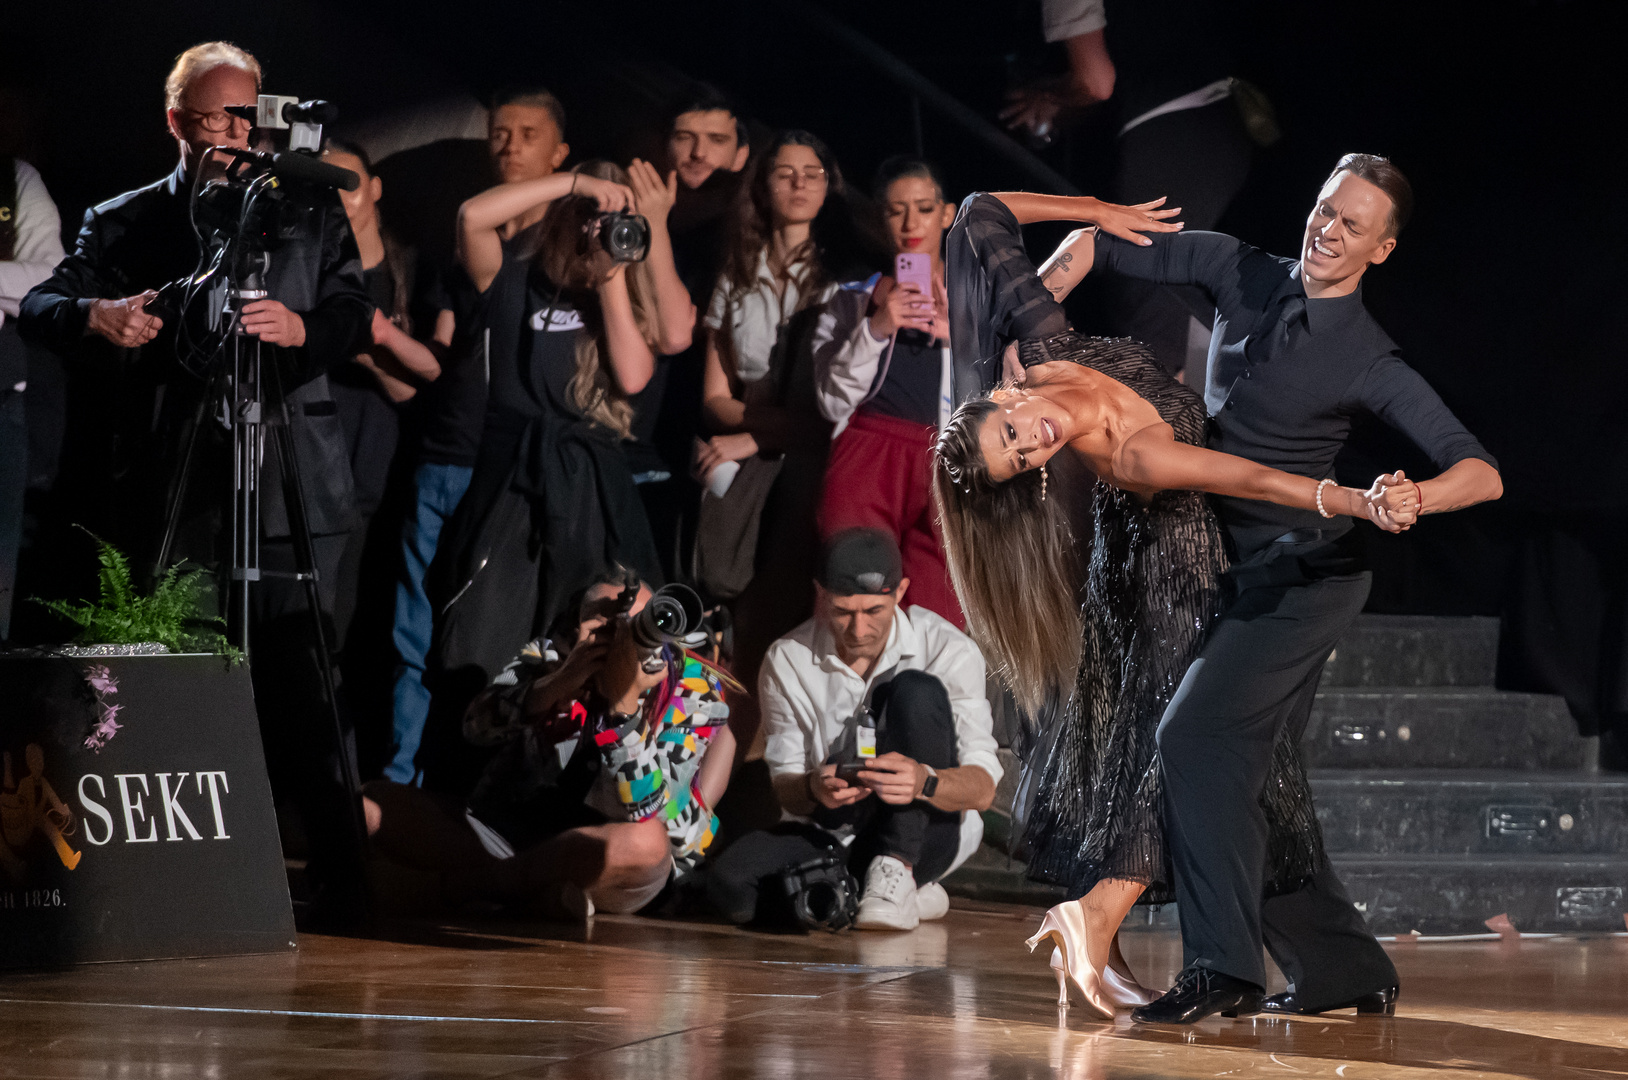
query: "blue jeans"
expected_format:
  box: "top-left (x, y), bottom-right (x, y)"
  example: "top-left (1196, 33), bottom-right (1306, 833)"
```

top-left (387, 461), bottom-right (473, 783)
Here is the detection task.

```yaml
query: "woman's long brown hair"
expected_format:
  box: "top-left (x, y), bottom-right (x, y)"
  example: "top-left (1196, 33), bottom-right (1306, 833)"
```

top-left (932, 395), bottom-right (1082, 716)
top-left (532, 160), bottom-right (658, 438)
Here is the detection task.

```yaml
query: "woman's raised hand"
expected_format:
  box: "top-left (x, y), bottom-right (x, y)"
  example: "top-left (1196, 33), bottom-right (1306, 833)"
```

top-left (626, 158), bottom-right (678, 226)
top-left (1089, 196), bottom-right (1184, 247)
top-left (575, 174), bottom-right (636, 214)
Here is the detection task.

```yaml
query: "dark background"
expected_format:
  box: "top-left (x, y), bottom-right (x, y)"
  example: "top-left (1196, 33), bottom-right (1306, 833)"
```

top-left (5, 0), bottom-right (1625, 732)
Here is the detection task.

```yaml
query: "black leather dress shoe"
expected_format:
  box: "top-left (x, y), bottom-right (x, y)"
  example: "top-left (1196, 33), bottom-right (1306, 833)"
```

top-left (1260, 985), bottom-right (1399, 1016)
top-left (1131, 966), bottom-right (1264, 1024)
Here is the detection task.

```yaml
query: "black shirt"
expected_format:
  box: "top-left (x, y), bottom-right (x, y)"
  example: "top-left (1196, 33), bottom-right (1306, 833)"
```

top-left (866, 330), bottom-right (943, 427)
top-left (417, 259), bottom-right (488, 468)
top-left (1094, 230), bottom-right (1498, 561)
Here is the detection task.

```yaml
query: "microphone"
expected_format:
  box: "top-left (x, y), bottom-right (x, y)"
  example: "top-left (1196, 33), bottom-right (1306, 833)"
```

top-left (210, 146), bottom-right (360, 192)
top-left (281, 99), bottom-right (339, 127)
top-left (269, 151), bottom-right (359, 192)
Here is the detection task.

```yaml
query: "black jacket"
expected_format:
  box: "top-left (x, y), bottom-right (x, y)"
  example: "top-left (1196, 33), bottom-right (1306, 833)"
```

top-left (18, 161), bottom-right (372, 550)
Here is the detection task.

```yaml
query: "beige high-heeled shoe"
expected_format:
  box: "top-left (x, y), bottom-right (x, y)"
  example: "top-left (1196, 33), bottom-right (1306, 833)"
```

top-left (1051, 947), bottom-right (1157, 1008)
top-left (1026, 904), bottom-right (1114, 1018)
top-left (1102, 963), bottom-right (1156, 1008)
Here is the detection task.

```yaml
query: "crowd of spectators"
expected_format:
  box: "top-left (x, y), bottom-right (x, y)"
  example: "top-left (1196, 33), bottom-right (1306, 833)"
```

top-left (6, 40), bottom-right (1016, 929)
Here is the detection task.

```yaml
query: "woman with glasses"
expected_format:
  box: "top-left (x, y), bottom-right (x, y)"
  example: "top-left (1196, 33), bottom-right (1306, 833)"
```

top-left (694, 130), bottom-right (889, 750)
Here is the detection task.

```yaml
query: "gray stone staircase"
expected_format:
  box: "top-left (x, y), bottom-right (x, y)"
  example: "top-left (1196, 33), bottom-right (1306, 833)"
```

top-left (947, 615), bottom-right (1628, 935)
top-left (1314, 615), bottom-right (1627, 934)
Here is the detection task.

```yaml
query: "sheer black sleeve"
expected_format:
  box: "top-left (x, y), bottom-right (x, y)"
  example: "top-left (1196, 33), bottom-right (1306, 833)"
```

top-left (945, 193), bottom-right (1070, 401)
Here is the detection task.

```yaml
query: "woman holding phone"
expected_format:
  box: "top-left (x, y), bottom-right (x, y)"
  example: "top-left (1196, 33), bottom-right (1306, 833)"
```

top-left (811, 156), bottom-right (962, 625)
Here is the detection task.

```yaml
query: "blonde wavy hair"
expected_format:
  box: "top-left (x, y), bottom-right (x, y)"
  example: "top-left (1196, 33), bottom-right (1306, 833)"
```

top-left (165, 42), bottom-right (262, 112)
top-left (532, 160), bottom-right (659, 439)
top-left (931, 391), bottom-right (1082, 716)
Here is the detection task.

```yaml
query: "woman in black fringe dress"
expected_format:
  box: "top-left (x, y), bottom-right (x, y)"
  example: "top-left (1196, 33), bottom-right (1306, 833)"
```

top-left (931, 192), bottom-right (1414, 1016)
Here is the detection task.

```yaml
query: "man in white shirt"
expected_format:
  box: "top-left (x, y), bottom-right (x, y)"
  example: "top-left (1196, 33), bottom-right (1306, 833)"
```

top-left (755, 529), bottom-right (1000, 930)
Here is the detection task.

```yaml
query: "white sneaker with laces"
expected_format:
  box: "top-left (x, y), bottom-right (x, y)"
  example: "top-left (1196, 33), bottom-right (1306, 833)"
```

top-left (914, 881), bottom-right (950, 921)
top-left (854, 855), bottom-right (920, 930)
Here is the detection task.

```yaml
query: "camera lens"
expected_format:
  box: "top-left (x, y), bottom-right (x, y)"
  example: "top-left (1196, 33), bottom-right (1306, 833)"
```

top-left (598, 212), bottom-right (650, 263)
top-left (804, 882), bottom-right (838, 924)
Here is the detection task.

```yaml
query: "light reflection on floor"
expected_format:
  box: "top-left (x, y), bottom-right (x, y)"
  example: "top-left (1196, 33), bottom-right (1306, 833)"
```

top-left (2, 901), bottom-right (1625, 1078)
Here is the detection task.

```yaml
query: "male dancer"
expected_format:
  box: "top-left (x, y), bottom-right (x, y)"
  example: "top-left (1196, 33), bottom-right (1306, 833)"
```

top-left (1088, 154), bottom-right (1503, 1022)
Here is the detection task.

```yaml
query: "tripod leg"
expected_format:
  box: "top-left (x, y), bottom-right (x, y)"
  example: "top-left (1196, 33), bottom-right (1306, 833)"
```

top-left (153, 375), bottom-right (218, 582)
top-left (265, 360), bottom-right (373, 928)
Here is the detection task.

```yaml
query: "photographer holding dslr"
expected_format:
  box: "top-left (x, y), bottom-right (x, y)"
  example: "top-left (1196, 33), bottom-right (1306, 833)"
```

top-left (18, 42), bottom-right (372, 921)
top-left (427, 158), bottom-right (696, 749)
top-left (365, 571), bottom-right (735, 917)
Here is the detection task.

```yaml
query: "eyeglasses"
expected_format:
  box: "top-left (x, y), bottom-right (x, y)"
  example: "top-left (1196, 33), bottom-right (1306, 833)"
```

top-left (769, 166), bottom-right (828, 187)
top-left (181, 108), bottom-right (254, 135)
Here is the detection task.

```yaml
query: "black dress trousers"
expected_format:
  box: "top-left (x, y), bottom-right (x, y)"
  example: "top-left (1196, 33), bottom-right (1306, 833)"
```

top-left (1155, 569), bottom-right (1399, 1006)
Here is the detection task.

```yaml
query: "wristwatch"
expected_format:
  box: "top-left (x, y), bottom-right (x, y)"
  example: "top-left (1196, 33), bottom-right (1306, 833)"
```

top-left (918, 764), bottom-right (939, 801)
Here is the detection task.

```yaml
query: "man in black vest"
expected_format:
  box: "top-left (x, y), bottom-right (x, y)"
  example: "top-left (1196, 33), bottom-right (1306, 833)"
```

top-left (1088, 154), bottom-right (1503, 1022)
top-left (20, 41), bottom-right (371, 923)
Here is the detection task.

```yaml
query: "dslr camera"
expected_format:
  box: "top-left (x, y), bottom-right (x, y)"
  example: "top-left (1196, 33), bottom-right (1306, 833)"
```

top-left (776, 851), bottom-right (860, 932)
top-left (609, 572), bottom-right (706, 672)
top-left (595, 211), bottom-right (650, 263)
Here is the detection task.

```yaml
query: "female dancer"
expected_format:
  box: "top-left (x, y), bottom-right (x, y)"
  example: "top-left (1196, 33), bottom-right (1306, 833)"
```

top-left (931, 192), bottom-right (1415, 1016)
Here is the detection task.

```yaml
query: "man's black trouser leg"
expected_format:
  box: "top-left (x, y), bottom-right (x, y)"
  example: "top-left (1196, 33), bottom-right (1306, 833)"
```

top-left (846, 670), bottom-right (964, 885)
top-left (1259, 661), bottom-right (1400, 1008)
top-left (1155, 572), bottom-right (1395, 998)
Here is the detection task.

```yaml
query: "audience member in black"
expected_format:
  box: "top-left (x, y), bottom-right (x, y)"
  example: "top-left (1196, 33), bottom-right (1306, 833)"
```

top-left (319, 139), bottom-right (441, 653)
top-left (695, 129), bottom-right (888, 754)
top-left (427, 161), bottom-right (695, 782)
top-left (1003, 0), bottom-right (1257, 377)
top-left (18, 42), bottom-right (372, 921)
top-left (364, 573), bottom-right (736, 918)
top-left (389, 86), bottom-right (572, 786)
top-left (623, 84), bottom-right (751, 583)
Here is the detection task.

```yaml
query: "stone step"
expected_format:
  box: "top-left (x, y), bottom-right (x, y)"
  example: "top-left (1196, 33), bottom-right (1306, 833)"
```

top-left (1304, 688), bottom-right (1585, 769)
top-left (1322, 614), bottom-right (1499, 688)
top-left (1312, 770), bottom-right (1628, 856)
top-left (1330, 853), bottom-right (1628, 935)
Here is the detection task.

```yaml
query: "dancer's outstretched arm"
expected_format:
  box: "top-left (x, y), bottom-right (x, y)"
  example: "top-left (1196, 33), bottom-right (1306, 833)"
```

top-left (985, 192), bottom-right (1183, 245)
top-left (1113, 423), bottom-right (1423, 531)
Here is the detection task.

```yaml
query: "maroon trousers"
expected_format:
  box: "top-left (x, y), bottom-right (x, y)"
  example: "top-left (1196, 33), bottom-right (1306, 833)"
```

top-left (817, 410), bottom-right (964, 628)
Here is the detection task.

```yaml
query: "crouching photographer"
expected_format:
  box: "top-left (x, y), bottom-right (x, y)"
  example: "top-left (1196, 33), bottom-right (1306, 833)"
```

top-left (708, 529), bottom-right (1001, 932)
top-left (364, 570), bottom-right (738, 917)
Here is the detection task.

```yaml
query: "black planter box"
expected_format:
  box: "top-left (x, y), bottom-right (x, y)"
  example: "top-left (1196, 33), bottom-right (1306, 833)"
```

top-left (0, 652), bottom-right (295, 967)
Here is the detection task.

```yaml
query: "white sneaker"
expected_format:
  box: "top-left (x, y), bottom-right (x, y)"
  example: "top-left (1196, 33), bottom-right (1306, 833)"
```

top-left (854, 855), bottom-right (920, 930)
top-left (914, 881), bottom-right (950, 921)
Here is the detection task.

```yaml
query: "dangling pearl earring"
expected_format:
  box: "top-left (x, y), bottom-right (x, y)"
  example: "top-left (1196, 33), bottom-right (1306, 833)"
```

top-left (1040, 465), bottom-right (1048, 502)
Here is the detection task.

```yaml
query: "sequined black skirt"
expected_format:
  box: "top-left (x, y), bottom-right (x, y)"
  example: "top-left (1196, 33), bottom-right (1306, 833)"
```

top-left (1016, 332), bottom-right (1323, 905)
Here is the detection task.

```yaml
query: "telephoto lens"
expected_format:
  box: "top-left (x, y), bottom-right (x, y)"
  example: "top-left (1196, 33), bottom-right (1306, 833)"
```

top-left (597, 211), bottom-right (651, 263)
top-left (629, 583), bottom-right (704, 651)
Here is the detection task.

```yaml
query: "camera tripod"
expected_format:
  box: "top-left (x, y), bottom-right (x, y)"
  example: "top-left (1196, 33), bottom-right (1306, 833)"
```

top-left (155, 250), bottom-right (371, 925)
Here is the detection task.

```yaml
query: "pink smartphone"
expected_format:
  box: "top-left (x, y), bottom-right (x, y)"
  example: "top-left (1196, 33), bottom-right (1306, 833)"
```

top-left (895, 252), bottom-right (933, 303)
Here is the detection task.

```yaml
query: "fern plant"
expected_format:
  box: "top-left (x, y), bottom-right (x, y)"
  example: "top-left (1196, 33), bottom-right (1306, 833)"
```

top-left (35, 529), bottom-right (237, 656)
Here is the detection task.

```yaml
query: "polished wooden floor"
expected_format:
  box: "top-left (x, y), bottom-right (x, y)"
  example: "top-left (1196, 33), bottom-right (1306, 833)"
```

top-left (3, 901), bottom-right (1626, 1079)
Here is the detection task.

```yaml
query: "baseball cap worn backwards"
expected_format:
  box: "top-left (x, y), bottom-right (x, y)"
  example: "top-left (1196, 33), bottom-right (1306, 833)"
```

top-left (819, 528), bottom-right (903, 596)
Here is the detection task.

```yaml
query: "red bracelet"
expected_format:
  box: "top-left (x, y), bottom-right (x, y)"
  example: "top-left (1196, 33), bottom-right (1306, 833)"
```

top-left (1416, 485), bottom-right (1426, 517)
